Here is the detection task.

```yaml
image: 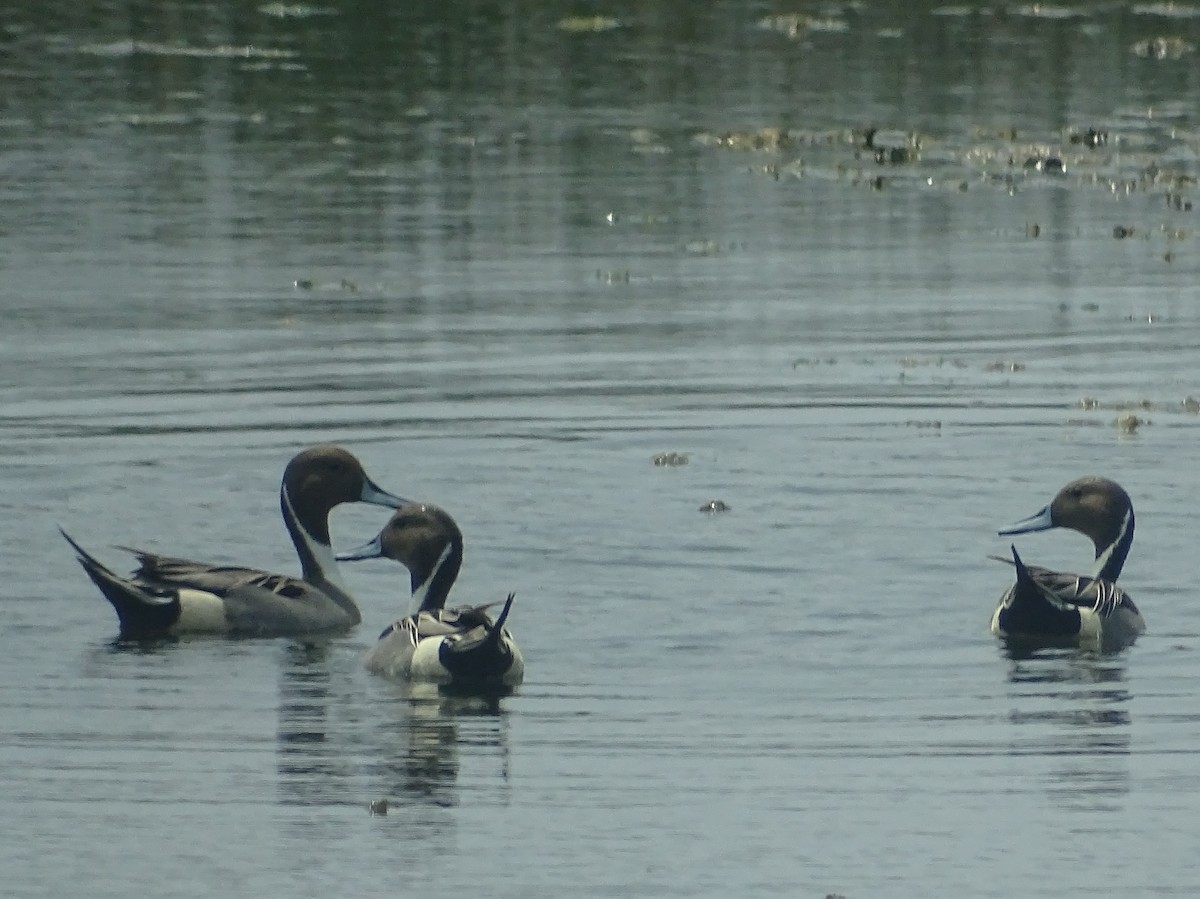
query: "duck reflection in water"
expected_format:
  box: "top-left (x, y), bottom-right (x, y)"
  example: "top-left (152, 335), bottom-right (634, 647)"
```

top-left (273, 641), bottom-right (510, 824)
top-left (373, 682), bottom-right (511, 810)
top-left (1004, 649), bottom-right (1132, 813)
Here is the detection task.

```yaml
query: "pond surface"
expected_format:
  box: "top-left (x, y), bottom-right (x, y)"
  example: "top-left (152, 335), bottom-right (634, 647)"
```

top-left (4, 2), bottom-right (1200, 896)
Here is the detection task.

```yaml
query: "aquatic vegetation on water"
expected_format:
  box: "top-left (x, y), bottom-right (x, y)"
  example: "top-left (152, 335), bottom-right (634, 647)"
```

top-left (1116, 413), bottom-right (1145, 435)
top-left (652, 452), bottom-right (689, 467)
top-left (557, 15), bottom-right (622, 33)
top-left (1131, 35), bottom-right (1195, 59)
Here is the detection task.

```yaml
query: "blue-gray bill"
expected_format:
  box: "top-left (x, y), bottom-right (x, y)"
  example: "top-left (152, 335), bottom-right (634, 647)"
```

top-left (998, 504), bottom-right (1054, 536)
top-left (336, 534), bottom-right (385, 562)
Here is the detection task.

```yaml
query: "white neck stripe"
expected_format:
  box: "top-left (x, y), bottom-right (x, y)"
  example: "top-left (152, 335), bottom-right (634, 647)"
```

top-left (282, 487), bottom-right (349, 591)
top-left (409, 542), bottom-right (453, 615)
top-left (1093, 508), bottom-right (1131, 579)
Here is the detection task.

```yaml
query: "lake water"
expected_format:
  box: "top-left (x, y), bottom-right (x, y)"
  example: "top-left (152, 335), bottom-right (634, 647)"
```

top-left (4, 2), bottom-right (1200, 896)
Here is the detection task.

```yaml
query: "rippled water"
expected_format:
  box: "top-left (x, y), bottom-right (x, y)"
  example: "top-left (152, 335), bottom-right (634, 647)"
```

top-left (5, 2), bottom-right (1200, 896)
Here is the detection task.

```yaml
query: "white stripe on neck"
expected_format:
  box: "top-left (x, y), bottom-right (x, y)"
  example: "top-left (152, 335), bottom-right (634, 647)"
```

top-left (1093, 508), bottom-right (1132, 579)
top-left (409, 542), bottom-right (453, 616)
top-left (282, 487), bottom-right (350, 592)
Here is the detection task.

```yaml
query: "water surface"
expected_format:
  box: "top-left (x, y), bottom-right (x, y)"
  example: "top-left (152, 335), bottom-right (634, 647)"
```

top-left (4, 3), bottom-right (1200, 896)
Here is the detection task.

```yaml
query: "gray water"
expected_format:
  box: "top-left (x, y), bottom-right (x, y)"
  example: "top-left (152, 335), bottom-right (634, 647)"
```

top-left (4, 2), bottom-right (1200, 896)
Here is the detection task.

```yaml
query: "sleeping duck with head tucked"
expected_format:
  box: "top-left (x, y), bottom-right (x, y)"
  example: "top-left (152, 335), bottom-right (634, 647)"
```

top-left (337, 502), bottom-right (524, 689)
top-left (991, 475), bottom-right (1145, 652)
top-left (60, 445), bottom-right (407, 639)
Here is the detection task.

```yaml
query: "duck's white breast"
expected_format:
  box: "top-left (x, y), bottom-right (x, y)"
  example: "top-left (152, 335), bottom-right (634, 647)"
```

top-left (409, 638), bottom-right (452, 682)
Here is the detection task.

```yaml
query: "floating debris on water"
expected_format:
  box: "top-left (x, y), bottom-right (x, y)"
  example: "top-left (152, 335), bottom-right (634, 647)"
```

top-left (1069, 127), bottom-right (1108, 148)
top-left (605, 210), bottom-right (670, 226)
top-left (1011, 4), bottom-right (1089, 19)
top-left (863, 127), bottom-right (921, 164)
top-left (1116, 413), bottom-right (1145, 434)
top-left (368, 799), bottom-right (388, 816)
top-left (684, 239), bottom-right (722, 256)
top-left (557, 15), bottom-right (622, 33)
top-left (1184, 396), bottom-right (1200, 413)
top-left (875, 145), bottom-right (914, 164)
top-left (984, 361), bottom-right (1026, 373)
top-left (757, 14), bottom-right (811, 38)
top-left (258, 3), bottom-right (335, 18)
top-left (1024, 155), bottom-right (1066, 174)
top-left (699, 499), bottom-right (731, 513)
top-left (807, 16), bottom-right (851, 33)
top-left (895, 356), bottom-right (968, 370)
top-left (707, 127), bottom-right (791, 152)
top-left (291, 277), bottom-right (362, 292)
top-left (684, 102), bottom-right (1198, 220)
top-left (1113, 224), bottom-right (1135, 238)
top-left (653, 452), bottom-right (689, 467)
top-left (1165, 191), bottom-right (1193, 211)
top-left (628, 128), bottom-right (671, 155)
top-left (1079, 396), bottom-right (1099, 410)
top-left (1131, 35), bottom-right (1195, 59)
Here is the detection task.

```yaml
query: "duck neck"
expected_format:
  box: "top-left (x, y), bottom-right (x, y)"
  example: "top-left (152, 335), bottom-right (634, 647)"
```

top-left (280, 485), bottom-right (357, 618)
top-left (1093, 508), bottom-right (1134, 583)
top-left (408, 540), bottom-right (462, 615)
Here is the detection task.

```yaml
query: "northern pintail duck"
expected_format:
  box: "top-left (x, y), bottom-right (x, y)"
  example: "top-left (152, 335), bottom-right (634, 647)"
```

top-left (991, 476), bottom-right (1145, 651)
top-left (337, 503), bottom-right (525, 688)
top-left (61, 445), bottom-right (407, 638)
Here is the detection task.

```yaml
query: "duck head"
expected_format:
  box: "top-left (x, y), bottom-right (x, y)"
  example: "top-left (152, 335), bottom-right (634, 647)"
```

top-left (999, 476), bottom-right (1134, 582)
top-left (337, 502), bottom-right (464, 613)
top-left (282, 445), bottom-right (407, 544)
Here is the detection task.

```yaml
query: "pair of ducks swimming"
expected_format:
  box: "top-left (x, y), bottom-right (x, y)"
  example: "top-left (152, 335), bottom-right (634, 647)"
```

top-left (60, 445), bottom-right (525, 688)
top-left (61, 446), bottom-right (1147, 670)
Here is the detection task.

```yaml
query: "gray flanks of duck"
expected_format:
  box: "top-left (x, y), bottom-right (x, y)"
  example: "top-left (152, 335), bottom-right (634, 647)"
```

top-left (336, 503), bottom-right (525, 689)
top-left (60, 445), bottom-right (407, 639)
top-left (991, 476), bottom-right (1145, 652)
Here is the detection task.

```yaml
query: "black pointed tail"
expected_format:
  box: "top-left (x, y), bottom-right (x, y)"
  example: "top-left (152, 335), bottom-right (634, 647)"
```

top-left (1010, 544), bottom-right (1038, 592)
top-left (59, 528), bottom-right (180, 638)
top-left (485, 593), bottom-right (515, 647)
top-left (438, 593), bottom-right (517, 684)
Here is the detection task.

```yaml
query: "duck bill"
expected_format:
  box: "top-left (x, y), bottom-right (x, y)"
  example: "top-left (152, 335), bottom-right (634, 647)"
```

top-left (998, 504), bottom-right (1055, 536)
top-left (360, 478), bottom-right (407, 509)
top-left (335, 534), bottom-right (385, 562)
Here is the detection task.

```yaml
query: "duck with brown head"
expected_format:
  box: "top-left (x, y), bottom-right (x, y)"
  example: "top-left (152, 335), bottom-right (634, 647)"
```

top-left (60, 445), bottom-right (407, 639)
top-left (991, 476), bottom-right (1145, 652)
top-left (337, 502), bottom-right (525, 689)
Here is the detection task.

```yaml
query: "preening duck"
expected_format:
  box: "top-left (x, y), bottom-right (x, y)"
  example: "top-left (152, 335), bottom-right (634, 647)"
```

top-left (337, 502), bottom-right (524, 688)
top-left (991, 476), bottom-right (1145, 651)
top-left (61, 445), bottom-right (407, 638)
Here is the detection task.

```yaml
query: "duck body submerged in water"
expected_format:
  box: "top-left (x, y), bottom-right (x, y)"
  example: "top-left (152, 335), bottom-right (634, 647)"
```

top-left (61, 445), bottom-right (407, 638)
top-left (337, 502), bottom-right (524, 688)
top-left (991, 476), bottom-right (1145, 652)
